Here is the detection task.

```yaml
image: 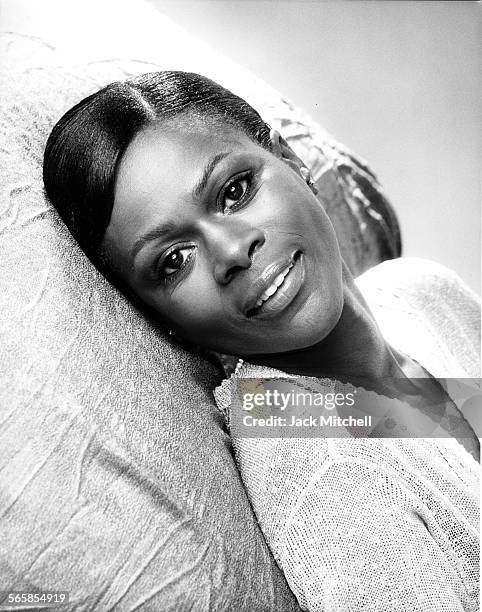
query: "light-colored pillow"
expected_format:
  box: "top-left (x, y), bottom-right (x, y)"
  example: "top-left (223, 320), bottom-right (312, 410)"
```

top-left (0, 1), bottom-right (400, 609)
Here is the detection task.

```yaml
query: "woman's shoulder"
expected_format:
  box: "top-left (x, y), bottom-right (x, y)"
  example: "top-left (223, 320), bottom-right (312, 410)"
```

top-left (356, 256), bottom-right (480, 304)
top-left (356, 257), bottom-right (481, 377)
top-left (355, 256), bottom-right (481, 335)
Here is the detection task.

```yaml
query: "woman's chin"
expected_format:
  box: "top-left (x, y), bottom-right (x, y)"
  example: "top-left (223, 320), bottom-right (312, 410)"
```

top-left (207, 299), bottom-right (343, 358)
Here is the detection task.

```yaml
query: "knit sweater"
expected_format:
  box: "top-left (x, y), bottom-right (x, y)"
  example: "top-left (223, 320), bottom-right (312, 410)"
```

top-left (214, 258), bottom-right (480, 612)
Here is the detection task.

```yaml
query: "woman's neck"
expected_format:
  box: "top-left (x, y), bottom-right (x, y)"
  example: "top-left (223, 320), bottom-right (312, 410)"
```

top-left (244, 262), bottom-right (412, 393)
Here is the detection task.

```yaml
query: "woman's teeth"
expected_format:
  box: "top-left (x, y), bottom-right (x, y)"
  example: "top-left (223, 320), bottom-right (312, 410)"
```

top-left (255, 262), bottom-right (294, 307)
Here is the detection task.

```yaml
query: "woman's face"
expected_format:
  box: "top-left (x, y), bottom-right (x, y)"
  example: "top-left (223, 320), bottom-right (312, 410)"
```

top-left (104, 119), bottom-right (343, 356)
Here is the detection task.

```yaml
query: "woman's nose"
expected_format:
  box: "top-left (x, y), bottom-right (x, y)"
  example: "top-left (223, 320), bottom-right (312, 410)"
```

top-left (199, 218), bottom-right (265, 285)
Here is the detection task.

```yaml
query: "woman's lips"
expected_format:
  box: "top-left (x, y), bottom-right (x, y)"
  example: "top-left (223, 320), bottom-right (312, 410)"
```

top-left (245, 252), bottom-right (304, 319)
top-left (255, 260), bottom-right (294, 307)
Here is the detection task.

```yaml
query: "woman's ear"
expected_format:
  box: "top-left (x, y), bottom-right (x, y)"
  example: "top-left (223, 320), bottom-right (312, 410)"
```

top-left (270, 129), bottom-right (319, 195)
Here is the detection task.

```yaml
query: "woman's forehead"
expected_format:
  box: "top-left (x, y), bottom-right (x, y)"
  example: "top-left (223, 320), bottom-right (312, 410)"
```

top-left (115, 121), bottom-right (253, 199)
top-left (125, 118), bottom-right (250, 160)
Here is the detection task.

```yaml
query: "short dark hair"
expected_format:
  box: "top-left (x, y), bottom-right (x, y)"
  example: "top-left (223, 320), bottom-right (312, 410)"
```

top-left (43, 71), bottom-right (271, 280)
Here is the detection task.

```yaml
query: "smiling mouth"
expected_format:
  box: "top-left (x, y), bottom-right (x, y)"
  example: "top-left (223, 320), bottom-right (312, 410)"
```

top-left (246, 251), bottom-right (303, 318)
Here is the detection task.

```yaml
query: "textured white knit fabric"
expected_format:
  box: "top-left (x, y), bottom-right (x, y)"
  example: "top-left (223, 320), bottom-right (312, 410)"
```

top-left (214, 257), bottom-right (480, 612)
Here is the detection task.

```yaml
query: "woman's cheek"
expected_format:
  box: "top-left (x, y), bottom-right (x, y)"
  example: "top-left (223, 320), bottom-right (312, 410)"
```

top-left (170, 292), bottom-right (222, 333)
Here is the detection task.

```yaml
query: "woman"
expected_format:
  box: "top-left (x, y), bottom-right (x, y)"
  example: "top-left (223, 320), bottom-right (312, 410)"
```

top-left (43, 72), bottom-right (480, 611)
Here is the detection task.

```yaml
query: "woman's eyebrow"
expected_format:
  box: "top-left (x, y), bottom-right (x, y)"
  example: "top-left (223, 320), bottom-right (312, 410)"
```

top-left (192, 151), bottom-right (231, 199)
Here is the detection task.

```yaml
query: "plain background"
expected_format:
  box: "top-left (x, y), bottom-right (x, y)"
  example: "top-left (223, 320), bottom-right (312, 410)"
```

top-left (149, 0), bottom-right (481, 293)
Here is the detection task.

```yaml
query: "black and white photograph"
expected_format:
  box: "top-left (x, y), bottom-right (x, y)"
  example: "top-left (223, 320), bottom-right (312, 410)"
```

top-left (0, 1), bottom-right (480, 610)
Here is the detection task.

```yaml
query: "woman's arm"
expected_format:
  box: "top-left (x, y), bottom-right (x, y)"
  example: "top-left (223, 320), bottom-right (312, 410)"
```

top-left (278, 457), bottom-right (476, 612)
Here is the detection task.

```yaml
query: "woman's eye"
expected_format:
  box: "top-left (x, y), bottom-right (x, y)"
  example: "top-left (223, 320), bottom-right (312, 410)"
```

top-left (159, 246), bottom-right (194, 279)
top-left (222, 174), bottom-right (251, 212)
